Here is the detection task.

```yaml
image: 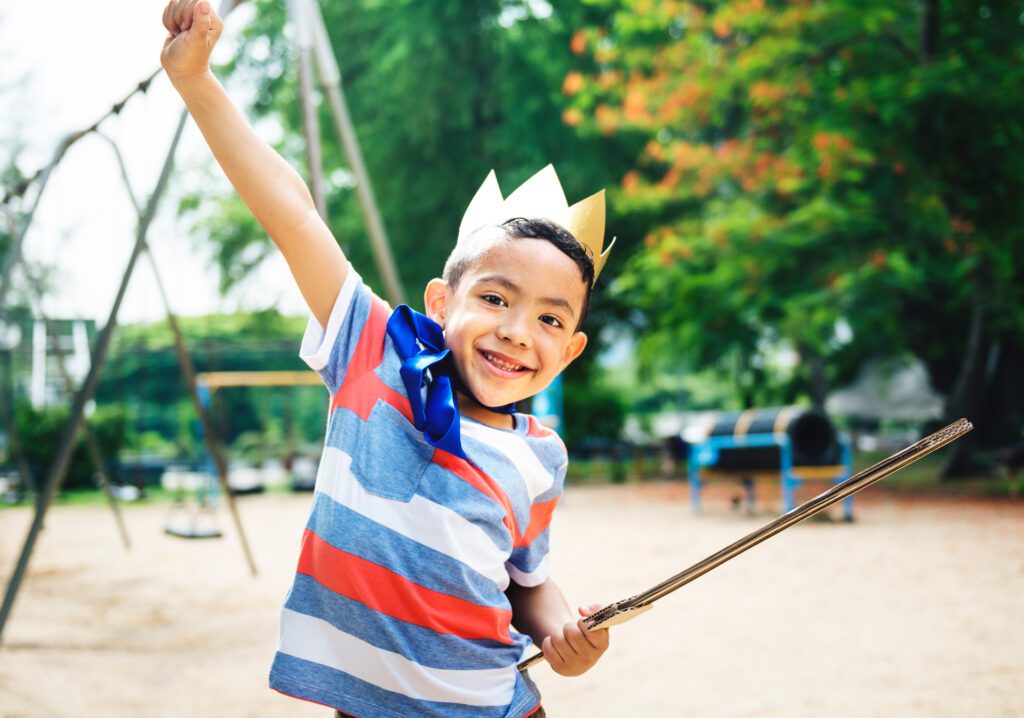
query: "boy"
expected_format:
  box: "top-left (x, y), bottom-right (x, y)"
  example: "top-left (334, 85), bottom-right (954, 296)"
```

top-left (161, 2), bottom-right (613, 716)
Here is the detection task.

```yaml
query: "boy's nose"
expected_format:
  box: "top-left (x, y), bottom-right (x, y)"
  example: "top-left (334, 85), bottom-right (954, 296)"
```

top-left (498, 314), bottom-right (531, 347)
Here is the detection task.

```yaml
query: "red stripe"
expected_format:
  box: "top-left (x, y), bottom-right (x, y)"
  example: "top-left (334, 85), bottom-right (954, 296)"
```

top-left (527, 415), bottom-right (556, 438)
top-left (297, 530), bottom-right (513, 644)
top-left (332, 372), bottom-right (412, 423)
top-left (433, 450), bottom-right (522, 545)
top-left (520, 497), bottom-right (559, 547)
top-left (346, 295), bottom-right (390, 378)
top-left (330, 294), bottom-right (412, 422)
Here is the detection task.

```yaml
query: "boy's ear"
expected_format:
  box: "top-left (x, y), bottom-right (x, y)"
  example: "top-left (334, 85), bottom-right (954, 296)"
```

top-left (423, 278), bottom-right (451, 328)
top-left (560, 331), bottom-right (588, 370)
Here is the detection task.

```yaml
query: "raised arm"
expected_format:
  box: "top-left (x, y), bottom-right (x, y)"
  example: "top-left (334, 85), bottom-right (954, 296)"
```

top-left (161, 0), bottom-right (346, 326)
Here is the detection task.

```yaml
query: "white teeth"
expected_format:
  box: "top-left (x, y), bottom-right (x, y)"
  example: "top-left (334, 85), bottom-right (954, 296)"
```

top-left (483, 352), bottom-right (523, 372)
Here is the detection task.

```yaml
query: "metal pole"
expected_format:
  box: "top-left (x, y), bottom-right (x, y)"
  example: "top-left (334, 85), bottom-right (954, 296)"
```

top-left (42, 312), bottom-right (132, 551)
top-left (143, 248), bottom-right (258, 575)
top-left (0, 111), bottom-right (188, 644)
top-left (287, 0), bottom-right (328, 219)
top-left (0, 135), bottom-right (76, 311)
top-left (14, 254), bottom-right (132, 549)
top-left (307, 0), bottom-right (405, 306)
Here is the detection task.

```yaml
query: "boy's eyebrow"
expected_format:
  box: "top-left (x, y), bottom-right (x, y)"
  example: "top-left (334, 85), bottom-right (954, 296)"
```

top-left (475, 274), bottom-right (577, 318)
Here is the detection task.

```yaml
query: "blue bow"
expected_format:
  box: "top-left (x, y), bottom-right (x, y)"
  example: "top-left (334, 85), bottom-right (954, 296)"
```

top-left (386, 305), bottom-right (514, 459)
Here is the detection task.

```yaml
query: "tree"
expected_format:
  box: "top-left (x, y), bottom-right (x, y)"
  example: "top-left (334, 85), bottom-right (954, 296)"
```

top-left (562, 0), bottom-right (1024, 473)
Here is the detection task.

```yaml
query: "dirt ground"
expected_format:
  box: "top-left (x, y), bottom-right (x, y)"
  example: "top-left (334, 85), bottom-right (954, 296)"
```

top-left (1, 482), bottom-right (1021, 718)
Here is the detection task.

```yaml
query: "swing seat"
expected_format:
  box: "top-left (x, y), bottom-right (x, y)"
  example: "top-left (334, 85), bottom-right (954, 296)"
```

top-left (164, 501), bottom-right (223, 539)
top-left (165, 521), bottom-right (223, 539)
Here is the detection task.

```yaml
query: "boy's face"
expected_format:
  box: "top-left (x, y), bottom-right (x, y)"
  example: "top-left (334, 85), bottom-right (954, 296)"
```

top-left (424, 238), bottom-right (588, 420)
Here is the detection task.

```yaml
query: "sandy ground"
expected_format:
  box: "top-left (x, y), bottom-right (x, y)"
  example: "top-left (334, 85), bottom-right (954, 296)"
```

top-left (1, 482), bottom-right (1022, 718)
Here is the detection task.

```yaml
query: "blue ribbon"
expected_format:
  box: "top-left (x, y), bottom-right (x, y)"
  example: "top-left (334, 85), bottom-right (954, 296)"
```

top-left (385, 305), bottom-right (514, 459)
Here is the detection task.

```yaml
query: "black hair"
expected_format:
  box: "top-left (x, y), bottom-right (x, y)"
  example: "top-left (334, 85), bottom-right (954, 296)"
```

top-left (442, 217), bottom-right (594, 330)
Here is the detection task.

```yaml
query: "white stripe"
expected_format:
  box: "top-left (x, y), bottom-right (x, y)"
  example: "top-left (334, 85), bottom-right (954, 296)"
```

top-left (278, 608), bottom-right (516, 707)
top-left (315, 447), bottom-right (511, 591)
top-left (300, 265), bottom-right (361, 372)
top-left (461, 421), bottom-right (555, 501)
top-left (505, 556), bottom-right (549, 587)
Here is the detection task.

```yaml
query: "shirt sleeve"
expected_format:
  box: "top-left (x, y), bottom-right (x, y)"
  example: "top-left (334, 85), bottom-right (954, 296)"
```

top-left (298, 267), bottom-right (386, 396)
top-left (504, 459), bottom-right (567, 588)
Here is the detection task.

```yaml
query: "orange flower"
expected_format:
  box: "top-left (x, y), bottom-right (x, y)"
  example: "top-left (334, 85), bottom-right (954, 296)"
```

top-left (562, 108), bottom-right (584, 127)
top-left (595, 104), bottom-right (619, 135)
top-left (622, 170), bottom-right (641, 194)
top-left (749, 82), bottom-right (787, 104)
top-left (870, 249), bottom-right (887, 268)
top-left (712, 18), bottom-right (731, 38)
top-left (645, 140), bottom-right (665, 162)
top-left (570, 29), bottom-right (587, 55)
top-left (950, 216), bottom-right (976, 235)
top-left (624, 89), bottom-right (647, 121)
top-left (659, 167), bottom-right (680, 190)
top-left (562, 71), bottom-right (584, 96)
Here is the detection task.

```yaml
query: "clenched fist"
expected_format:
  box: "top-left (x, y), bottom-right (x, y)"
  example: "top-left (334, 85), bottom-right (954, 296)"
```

top-left (160, 0), bottom-right (224, 84)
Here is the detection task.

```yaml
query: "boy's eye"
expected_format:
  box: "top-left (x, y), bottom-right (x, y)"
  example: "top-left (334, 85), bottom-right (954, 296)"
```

top-left (481, 294), bottom-right (506, 306)
top-left (540, 315), bottom-right (563, 328)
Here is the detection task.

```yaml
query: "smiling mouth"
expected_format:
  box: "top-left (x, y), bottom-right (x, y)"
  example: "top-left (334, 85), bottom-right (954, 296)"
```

top-left (481, 350), bottom-right (529, 373)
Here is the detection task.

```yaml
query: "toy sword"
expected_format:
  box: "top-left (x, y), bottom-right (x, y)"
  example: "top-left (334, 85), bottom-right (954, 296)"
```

top-left (518, 417), bottom-right (973, 671)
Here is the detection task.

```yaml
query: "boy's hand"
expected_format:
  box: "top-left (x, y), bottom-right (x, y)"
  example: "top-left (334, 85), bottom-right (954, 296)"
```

top-left (160, 0), bottom-right (223, 83)
top-left (540, 603), bottom-right (610, 677)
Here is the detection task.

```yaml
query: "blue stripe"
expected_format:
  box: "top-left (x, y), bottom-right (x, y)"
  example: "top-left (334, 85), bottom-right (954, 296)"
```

top-left (460, 433), bottom-right (535, 533)
top-left (374, 334), bottom-right (409, 397)
top-left (417, 460), bottom-right (514, 552)
top-left (522, 430), bottom-right (568, 476)
top-left (284, 574), bottom-right (527, 670)
top-left (508, 527), bottom-right (551, 575)
top-left (307, 493), bottom-right (509, 607)
top-left (271, 652), bottom-right (541, 718)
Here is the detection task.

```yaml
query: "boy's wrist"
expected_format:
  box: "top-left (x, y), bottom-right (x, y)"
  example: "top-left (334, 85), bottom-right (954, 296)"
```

top-left (168, 67), bottom-right (217, 93)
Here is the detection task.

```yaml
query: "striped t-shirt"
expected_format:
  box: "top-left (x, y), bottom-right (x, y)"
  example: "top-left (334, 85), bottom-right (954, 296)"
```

top-left (269, 267), bottom-right (567, 717)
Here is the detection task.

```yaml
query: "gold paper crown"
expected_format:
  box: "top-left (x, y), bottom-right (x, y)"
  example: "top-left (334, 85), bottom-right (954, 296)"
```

top-left (457, 165), bottom-right (615, 283)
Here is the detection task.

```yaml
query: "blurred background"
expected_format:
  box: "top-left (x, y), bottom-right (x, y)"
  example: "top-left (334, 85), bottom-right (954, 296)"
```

top-left (1, 1), bottom-right (1023, 716)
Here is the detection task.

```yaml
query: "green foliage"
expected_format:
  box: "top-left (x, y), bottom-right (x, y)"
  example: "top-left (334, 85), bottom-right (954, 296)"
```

top-left (98, 310), bottom-right (325, 456)
top-left (563, 377), bottom-right (628, 447)
top-left (12, 404), bottom-right (128, 492)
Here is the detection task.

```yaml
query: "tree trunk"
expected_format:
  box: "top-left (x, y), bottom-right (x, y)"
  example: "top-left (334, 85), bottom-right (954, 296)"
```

top-left (809, 354), bottom-right (828, 410)
top-left (941, 283), bottom-right (990, 478)
top-left (919, 0), bottom-right (940, 62)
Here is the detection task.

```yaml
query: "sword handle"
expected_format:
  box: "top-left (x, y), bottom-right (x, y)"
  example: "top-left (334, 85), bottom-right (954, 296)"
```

top-left (516, 604), bottom-right (653, 672)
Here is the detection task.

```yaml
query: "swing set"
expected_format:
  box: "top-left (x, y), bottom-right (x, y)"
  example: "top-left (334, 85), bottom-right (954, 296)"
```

top-left (0, 0), bottom-right (404, 644)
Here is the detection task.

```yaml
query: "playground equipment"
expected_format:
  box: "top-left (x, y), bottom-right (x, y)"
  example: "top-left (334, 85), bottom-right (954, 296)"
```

top-left (163, 467), bottom-right (222, 539)
top-left (0, 0), bottom-right (403, 642)
top-left (195, 370), bottom-right (323, 494)
top-left (688, 406), bottom-right (854, 518)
